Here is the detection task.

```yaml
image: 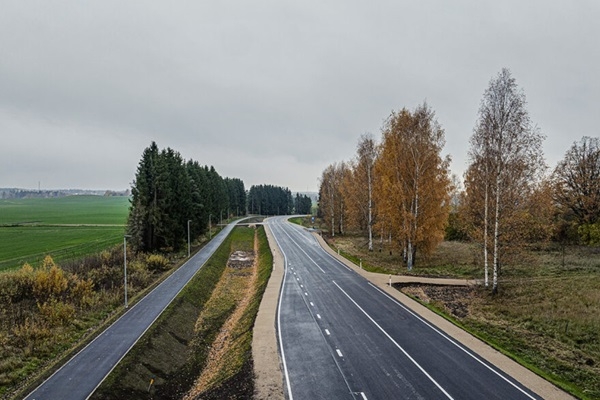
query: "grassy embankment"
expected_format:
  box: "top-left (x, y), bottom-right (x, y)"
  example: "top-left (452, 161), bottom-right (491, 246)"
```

top-left (297, 216), bottom-right (600, 399)
top-left (92, 225), bottom-right (273, 400)
top-left (0, 196), bottom-right (129, 271)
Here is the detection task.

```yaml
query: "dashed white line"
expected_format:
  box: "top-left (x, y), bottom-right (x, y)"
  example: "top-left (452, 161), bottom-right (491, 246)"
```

top-left (310, 302), bottom-right (314, 307)
top-left (316, 314), bottom-right (321, 319)
top-left (333, 281), bottom-right (454, 399)
top-left (336, 349), bottom-right (343, 357)
top-left (304, 292), bottom-right (308, 296)
top-left (300, 284), bottom-right (303, 288)
top-left (325, 329), bottom-right (330, 335)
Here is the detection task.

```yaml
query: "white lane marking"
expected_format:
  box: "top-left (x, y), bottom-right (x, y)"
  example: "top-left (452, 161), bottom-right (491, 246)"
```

top-left (325, 329), bottom-right (330, 335)
top-left (269, 220), bottom-right (295, 400)
top-left (296, 277), bottom-right (299, 281)
top-left (333, 281), bottom-right (454, 400)
top-left (278, 227), bottom-right (326, 273)
top-left (317, 314), bottom-right (321, 319)
top-left (336, 349), bottom-right (343, 357)
top-left (367, 283), bottom-right (538, 400)
top-left (310, 302), bottom-right (314, 307)
top-left (304, 292), bottom-right (308, 296)
top-left (360, 392), bottom-right (368, 400)
top-left (300, 284), bottom-right (303, 288)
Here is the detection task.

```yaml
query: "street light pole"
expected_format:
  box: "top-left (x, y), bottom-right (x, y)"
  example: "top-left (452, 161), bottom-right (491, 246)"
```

top-left (187, 219), bottom-right (191, 258)
top-left (123, 234), bottom-right (132, 308)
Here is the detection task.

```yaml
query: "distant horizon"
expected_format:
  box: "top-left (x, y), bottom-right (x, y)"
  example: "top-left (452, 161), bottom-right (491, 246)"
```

top-left (0, 186), bottom-right (318, 194)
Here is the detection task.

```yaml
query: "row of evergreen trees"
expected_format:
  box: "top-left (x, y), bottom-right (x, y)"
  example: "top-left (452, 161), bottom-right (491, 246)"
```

top-left (294, 193), bottom-right (313, 215)
top-left (127, 143), bottom-right (313, 252)
top-left (127, 142), bottom-right (245, 252)
top-left (247, 185), bottom-right (294, 216)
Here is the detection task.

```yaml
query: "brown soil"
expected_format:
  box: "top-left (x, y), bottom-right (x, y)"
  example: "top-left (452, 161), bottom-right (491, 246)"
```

top-left (396, 283), bottom-right (477, 319)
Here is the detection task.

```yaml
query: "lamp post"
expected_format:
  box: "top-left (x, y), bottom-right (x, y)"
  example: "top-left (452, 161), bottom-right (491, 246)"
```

top-left (187, 219), bottom-right (191, 258)
top-left (123, 234), bottom-right (132, 308)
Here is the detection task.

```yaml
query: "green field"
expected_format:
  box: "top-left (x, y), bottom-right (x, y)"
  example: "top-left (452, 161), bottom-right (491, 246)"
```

top-left (0, 196), bottom-right (130, 270)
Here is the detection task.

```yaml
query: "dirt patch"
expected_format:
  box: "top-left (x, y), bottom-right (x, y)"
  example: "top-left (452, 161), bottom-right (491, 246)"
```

top-left (395, 283), bottom-right (476, 319)
top-left (183, 247), bottom-right (257, 399)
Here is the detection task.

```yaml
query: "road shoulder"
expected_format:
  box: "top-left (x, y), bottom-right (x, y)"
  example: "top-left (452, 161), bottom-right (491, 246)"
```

top-left (252, 222), bottom-right (285, 399)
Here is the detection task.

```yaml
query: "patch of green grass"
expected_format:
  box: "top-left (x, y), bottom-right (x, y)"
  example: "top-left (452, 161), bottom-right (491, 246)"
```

top-left (0, 196), bottom-right (129, 225)
top-left (0, 196), bottom-right (129, 271)
top-left (0, 226), bottom-right (125, 270)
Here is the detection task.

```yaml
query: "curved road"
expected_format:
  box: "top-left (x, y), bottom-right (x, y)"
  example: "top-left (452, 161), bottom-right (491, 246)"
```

top-left (25, 221), bottom-right (239, 400)
top-left (269, 216), bottom-right (542, 400)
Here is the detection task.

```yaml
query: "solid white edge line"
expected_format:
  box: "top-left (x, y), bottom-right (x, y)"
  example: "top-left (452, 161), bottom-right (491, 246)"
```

top-left (367, 282), bottom-right (538, 400)
top-left (361, 391), bottom-right (368, 400)
top-left (278, 225), bottom-right (326, 273)
top-left (270, 219), bottom-right (295, 400)
top-left (333, 281), bottom-right (454, 400)
top-left (312, 229), bottom-right (538, 400)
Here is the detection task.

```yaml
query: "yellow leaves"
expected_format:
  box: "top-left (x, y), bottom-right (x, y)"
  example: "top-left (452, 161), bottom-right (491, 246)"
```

top-left (145, 254), bottom-right (171, 272)
top-left (375, 103), bottom-right (451, 263)
top-left (32, 256), bottom-right (68, 303)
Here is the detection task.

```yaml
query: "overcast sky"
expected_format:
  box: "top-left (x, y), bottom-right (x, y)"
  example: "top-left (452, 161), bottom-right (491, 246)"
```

top-left (1, 1), bottom-right (598, 192)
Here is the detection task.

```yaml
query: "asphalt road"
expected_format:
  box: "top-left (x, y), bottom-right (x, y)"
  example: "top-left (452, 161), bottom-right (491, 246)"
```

top-left (25, 221), bottom-right (238, 400)
top-left (269, 216), bottom-right (543, 400)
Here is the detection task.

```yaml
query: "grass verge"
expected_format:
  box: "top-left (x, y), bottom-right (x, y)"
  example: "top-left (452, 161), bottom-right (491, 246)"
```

top-left (91, 225), bottom-right (273, 400)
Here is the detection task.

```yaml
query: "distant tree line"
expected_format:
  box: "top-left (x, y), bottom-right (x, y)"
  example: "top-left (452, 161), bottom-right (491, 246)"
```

top-left (318, 68), bottom-right (600, 293)
top-left (127, 142), bottom-right (245, 252)
top-left (294, 193), bottom-right (313, 214)
top-left (247, 184), bottom-right (293, 215)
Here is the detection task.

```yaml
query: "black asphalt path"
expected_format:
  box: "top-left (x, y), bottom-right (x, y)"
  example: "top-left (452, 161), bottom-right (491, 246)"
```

top-left (25, 221), bottom-right (239, 400)
top-left (270, 216), bottom-right (543, 400)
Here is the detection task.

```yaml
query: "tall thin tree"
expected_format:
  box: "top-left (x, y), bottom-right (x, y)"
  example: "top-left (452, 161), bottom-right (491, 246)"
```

top-left (467, 68), bottom-right (545, 293)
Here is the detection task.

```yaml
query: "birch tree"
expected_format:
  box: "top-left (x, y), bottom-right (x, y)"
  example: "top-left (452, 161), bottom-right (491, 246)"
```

top-left (466, 68), bottom-right (545, 294)
top-left (355, 134), bottom-right (377, 251)
top-left (340, 134), bottom-right (378, 250)
top-left (374, 103), bottom-right (451, 270)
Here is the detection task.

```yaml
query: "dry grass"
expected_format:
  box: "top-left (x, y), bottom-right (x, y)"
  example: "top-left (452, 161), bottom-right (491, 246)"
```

top-left (184, 237), bottom-right (258, 398)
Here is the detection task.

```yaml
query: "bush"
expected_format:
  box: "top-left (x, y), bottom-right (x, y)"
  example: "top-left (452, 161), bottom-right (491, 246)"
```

top-left (38, 299), bottom-right (75, 327)
top-left (69, 274), bottom-right (95, 308)
top-left (145, 254), bottom-right (171, 272)
top-left (33, 256), bottom-right (68, 303)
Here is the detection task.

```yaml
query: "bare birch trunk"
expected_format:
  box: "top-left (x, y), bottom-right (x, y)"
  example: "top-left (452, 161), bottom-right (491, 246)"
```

top-left (484, 181), bottom-right (489, 287)
top-left (493, 175), bottom-right (501, 294)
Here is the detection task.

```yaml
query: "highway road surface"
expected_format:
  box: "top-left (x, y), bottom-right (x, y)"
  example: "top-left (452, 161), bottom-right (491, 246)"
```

top-left (25, 221), bottom-right (239, 400)
top-left (269, 216), bottom-right (542, 400)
